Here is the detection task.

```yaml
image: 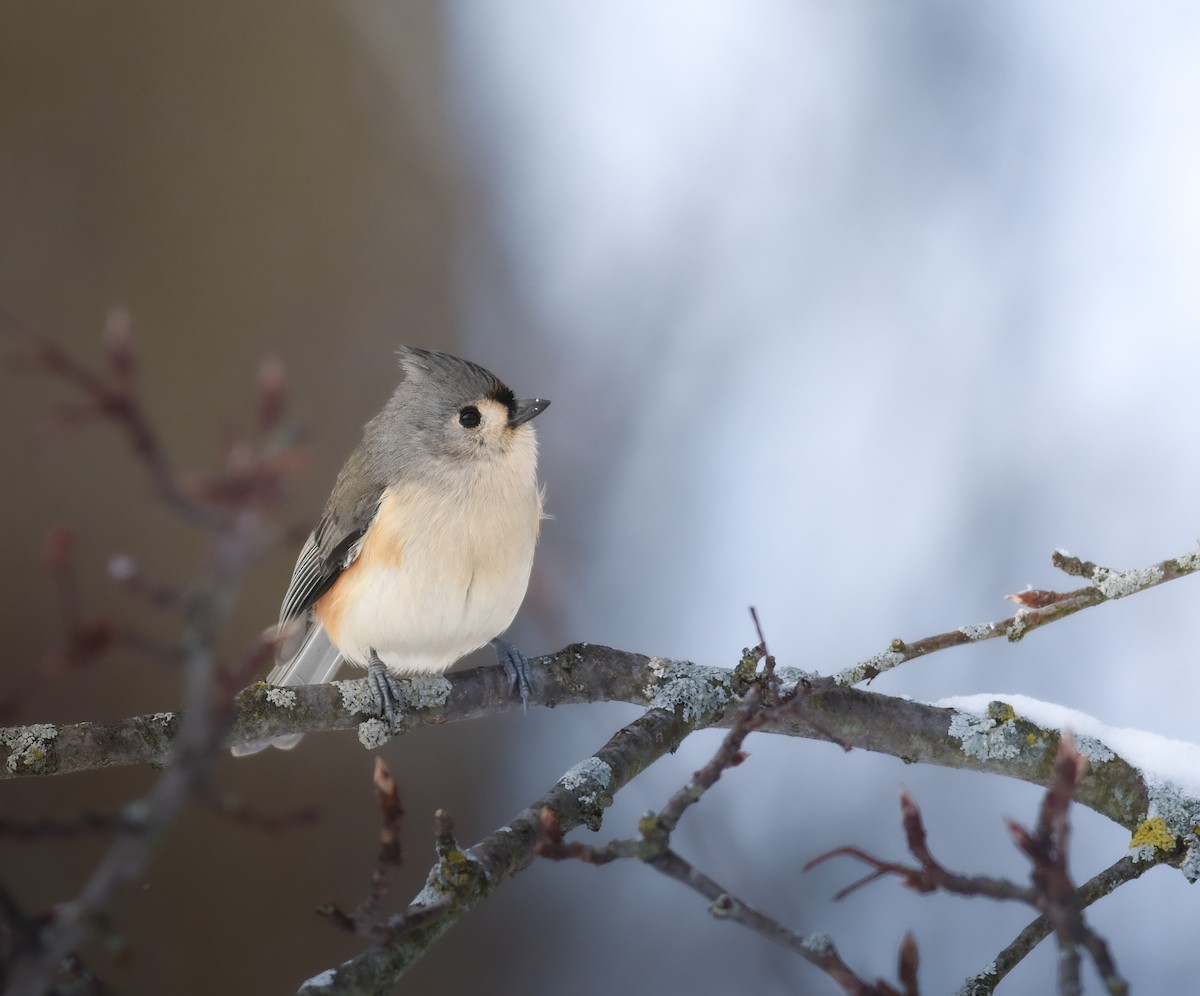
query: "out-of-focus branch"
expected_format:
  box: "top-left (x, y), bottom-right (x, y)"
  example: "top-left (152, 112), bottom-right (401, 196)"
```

top-left (2, 307), bottom-right (223, 528)
top-left (0, 314), bottom-right (303, 995)
top-left (4, 520), bottom-right (276, 996)
top-left (1, 309), bottom-right (306, 532)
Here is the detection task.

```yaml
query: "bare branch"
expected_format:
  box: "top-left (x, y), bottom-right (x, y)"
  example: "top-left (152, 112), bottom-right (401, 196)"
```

top-left (832, 546), bottom-right (1200, 685)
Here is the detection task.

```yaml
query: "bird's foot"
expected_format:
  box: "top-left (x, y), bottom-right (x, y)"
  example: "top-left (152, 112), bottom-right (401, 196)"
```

top-left (367, 652), bottom-right (404, 726)
top-left (490, 637), bottom-right (533, 711)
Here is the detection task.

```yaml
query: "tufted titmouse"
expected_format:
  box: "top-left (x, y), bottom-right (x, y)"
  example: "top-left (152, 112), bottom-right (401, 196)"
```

top-left (233, 346), bottom-right (549, 755)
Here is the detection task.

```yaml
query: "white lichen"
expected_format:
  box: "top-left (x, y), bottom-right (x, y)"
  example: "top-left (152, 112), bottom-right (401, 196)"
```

top-left (265, 687), bottom-right (298, 710)
top-left (957, 962), bottom-right (999, 996)
top-left (150, 712), bottom-right (175, 727)
top-left (645, 658), bottom-right (731, 722)
top-left (800, 933), bottom-right (835, 958)
top-left (356, 718), bottom-right (392, 749)
top-left (958, 622), bottom-right (994, 641)
top-left (775, 666), bottom-right (819, 698)
top-left (299, 968), bottom-right (338, 990)
top-left (1092, 565), bottom-right (1163, 599)
top-left (1182, 841), bottom-right (1200, 882)
top-left (947, 706), bottom-right (1026, 761)
top-left (334, 679), bottom-right (376, 716)
top-left (3, 723), bottom-right (59, 773)
top-left (1075, 735), bottom-right (1115, 764)
top-left (941, 692), bottom-right (1200, 882)
top-left (1005, 608), bottom-right (1034, 639)
top-left (334, 673), bottom-right (450, 719)
top-left (402, 675), bottom-right (452, 710)
top-left (835, 650), bottom-right (905, 685)
top-left (1175, 546), bottom-right (1200, 573)
top-left (646, 656), bottom-right (671, 681)
top-left (559, 756), bottom-right (613, 808)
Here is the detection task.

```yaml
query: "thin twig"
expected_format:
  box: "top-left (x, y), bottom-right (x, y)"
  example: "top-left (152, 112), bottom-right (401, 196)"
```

top-left (318, 757), bottom-right (405, 935)
top-left (833, 546), bottom-right (1200, 685)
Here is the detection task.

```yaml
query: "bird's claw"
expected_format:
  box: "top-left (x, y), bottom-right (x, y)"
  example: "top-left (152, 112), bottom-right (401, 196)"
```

top-left (367, 654), bottom-right (404, 726)
top-left (490, 637), bottom-right (533, 712)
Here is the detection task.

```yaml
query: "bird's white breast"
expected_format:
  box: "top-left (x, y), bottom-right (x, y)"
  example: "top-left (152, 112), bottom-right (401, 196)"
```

top-left (326, 431), bottom-right (542, 674)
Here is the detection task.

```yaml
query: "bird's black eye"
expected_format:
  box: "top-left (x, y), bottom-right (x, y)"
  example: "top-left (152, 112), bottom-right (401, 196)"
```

top-left (459, 405), bottom-right (482, 428)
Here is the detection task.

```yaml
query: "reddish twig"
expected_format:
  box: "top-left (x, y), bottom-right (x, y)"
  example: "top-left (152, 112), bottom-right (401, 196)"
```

top-left (318, 757), bottom-right (406, 938)
top-left (38, 526), bottom-right (165, 675)
top-left (749, 605), bottom-right (780, 697)
top-left (0, 811), bottom-right (139, 840)
top-left (807, 789), bottom-right (1032, 903)
top-left (538, 813), bottom-right (911, 996)
top-left (202, 792), bottom-right (319, 834)
top-left (0, 527), bottom-right (170, 723)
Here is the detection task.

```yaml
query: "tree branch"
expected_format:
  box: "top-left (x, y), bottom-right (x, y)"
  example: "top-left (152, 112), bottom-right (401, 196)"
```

top-left (1, 645), bottom-right (1173, 843)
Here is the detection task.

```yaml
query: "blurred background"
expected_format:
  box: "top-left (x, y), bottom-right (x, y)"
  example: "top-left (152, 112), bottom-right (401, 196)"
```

top-left (3, 2), bottom-right (1199, 993)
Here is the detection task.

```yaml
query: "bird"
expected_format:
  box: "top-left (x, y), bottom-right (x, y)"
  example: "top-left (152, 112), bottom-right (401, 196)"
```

top-left (233, 346), bottom-right (549, 755)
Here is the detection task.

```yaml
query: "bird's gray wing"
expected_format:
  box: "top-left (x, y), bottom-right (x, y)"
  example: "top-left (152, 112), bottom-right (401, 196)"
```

top-left (277, 445), bottom-right (388, 629)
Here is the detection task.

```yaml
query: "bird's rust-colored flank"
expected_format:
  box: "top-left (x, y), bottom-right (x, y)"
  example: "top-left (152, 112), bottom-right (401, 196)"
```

top-left (314, 490), bottom-right (406, 647)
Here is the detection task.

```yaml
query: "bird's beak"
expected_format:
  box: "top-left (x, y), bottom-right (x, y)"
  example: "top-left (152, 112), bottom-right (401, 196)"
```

top-left (509, 397), bottom-right (551, 427)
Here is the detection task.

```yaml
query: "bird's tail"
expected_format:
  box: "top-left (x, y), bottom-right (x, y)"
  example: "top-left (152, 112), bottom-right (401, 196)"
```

top-left (230, 622), bottom-right (343, 756)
